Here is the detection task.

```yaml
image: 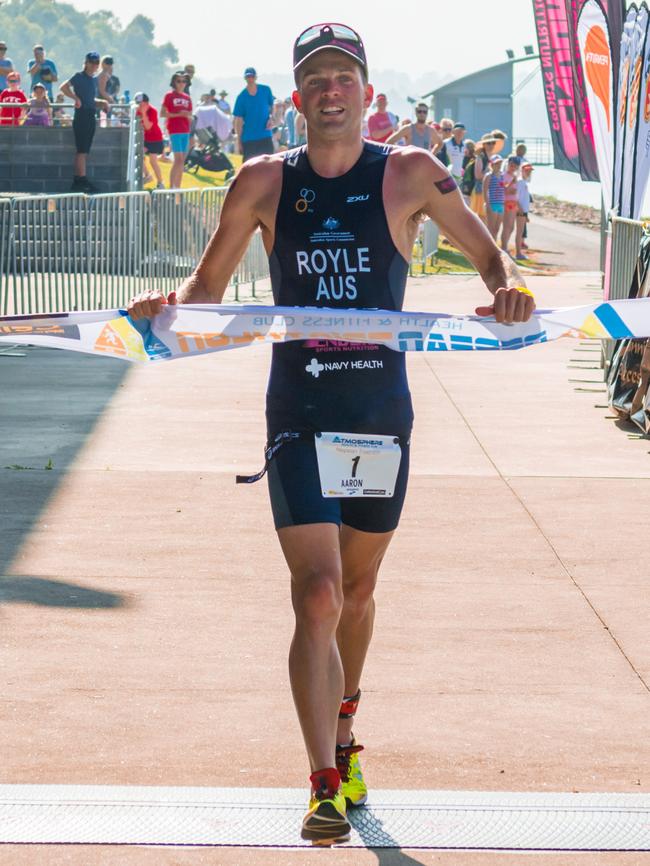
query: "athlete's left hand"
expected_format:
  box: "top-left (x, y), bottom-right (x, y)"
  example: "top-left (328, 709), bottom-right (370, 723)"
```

top-left (475, 286), bottom-right (536, 324)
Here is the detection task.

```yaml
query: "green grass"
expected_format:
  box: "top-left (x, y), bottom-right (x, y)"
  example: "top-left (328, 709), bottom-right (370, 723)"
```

top-left (411, 240), bottom-right (540, 276)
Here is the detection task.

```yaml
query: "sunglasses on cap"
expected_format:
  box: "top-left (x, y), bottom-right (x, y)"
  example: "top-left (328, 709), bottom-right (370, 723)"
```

top-left (293, 23), bottom-right (367, 78)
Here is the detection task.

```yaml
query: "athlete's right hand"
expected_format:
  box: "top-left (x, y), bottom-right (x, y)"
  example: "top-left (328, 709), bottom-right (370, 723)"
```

top-left (127, 290), bottom-right (177, 320)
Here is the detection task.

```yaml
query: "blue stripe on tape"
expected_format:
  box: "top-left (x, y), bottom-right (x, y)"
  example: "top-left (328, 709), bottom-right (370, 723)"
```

top-left (593, 304), bottom-right (634, 338)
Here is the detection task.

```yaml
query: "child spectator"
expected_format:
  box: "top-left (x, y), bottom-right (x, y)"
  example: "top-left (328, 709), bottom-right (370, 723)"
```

top-left (500, 156), bottom-right (521, 254)
top-left (516, 163), bottom-right (534, 260)
top-left (23, 82), bottom-right (52, 126)
top-left (52, 91), bottom-right (71, 127)
top-left (484, 154), bottom-right (505, 241)
top-left (0, 71), bottom-right (27, 126)
top-left (134, 92), bottom-right (165, 189)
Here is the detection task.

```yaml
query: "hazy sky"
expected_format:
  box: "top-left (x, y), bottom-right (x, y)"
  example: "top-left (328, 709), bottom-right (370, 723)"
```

top-left (71, 0), bottom-right (539, 83)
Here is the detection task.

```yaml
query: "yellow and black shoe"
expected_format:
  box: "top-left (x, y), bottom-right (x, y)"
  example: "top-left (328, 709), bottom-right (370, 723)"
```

top-left (337, 738), bottom-right (368, 807)
top-left (301, 770), bottom-right (350, 844)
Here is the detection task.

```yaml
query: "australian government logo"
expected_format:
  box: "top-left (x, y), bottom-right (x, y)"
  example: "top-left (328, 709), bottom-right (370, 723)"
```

top-left (309, 216), bottom-right (355, 244)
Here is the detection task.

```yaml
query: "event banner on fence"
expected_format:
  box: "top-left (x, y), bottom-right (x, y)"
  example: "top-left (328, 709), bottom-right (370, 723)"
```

top-left (614, 5), bottom-right (640, 212)
top-left (533, 0), bottom-right (583, 174)
top-left (631, 4), bottom-right (650, 219)
top-left (621, 3), bottom-right (649, 218)
top-left (532, 0), bottom-right (624, 182)
top-left (567, 0), bottom-right (600, 181)
top-left (578, 0), bottom-right (617, 208)
top-left (1, 301), bottom-right (650, 362)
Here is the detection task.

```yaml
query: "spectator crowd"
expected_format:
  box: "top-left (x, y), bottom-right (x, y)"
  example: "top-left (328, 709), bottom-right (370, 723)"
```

top-left (0, 39), bottom-right (535, 255)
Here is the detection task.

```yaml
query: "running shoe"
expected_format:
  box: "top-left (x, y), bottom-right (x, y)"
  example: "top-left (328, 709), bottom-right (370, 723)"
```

top-left (336, 739), bottom-right (367, 807)
top-left (301, 788), bottom-right (350, 843)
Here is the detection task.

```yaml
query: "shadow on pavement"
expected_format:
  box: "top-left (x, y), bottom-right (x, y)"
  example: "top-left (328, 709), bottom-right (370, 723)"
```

top-left (350, 811), bottom-right (428, 864)
top-left (0, 347), bottom-right (129, 585)
top-left (0, 576), bottom-right (126, 608)
top-left (0, 577), bottom-right (127, 609)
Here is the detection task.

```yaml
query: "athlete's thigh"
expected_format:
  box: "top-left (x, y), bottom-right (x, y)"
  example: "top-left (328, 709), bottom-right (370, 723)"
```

top-left (277, 523), bottom-right (343, 585)
top-left (339, 524), bottom-right (395, 588)
top-left (267, 438), bottom-right (343, 530)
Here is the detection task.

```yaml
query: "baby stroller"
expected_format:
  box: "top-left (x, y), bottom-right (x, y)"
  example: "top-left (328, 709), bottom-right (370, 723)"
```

top-left (185, 127), bottom-right (235, 179)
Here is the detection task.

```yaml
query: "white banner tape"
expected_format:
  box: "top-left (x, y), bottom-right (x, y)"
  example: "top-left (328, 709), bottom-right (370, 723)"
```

top-left (0, 300), bottom-right (649, 363)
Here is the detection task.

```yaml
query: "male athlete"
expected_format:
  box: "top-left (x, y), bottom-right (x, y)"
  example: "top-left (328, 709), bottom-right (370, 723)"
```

top-left (128, 23), bottom-right (535, 843)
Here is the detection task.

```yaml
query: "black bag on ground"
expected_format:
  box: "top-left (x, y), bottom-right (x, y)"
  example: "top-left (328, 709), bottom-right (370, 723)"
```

top-left (185, 127), bottom-right (235, 178)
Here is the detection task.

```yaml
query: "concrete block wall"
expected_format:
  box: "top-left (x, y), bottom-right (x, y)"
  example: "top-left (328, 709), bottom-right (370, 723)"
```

top-left (0, 126), bottom-right (136, 194)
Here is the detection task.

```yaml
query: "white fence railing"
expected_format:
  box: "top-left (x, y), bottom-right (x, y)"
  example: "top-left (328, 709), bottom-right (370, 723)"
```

top-left (0, 187), bottom-right (268, 316)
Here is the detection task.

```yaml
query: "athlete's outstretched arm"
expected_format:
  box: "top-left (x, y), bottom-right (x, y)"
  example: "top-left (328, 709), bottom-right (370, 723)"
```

top-left (391, 149), bottom-right (535, 324)
top-left (127, 162), bottom-right (270, 319)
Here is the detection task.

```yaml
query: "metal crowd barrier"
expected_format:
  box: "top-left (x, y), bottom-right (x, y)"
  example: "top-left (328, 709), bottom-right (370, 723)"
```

top-left (601, 214), bottom-right (645, 374)
top-left (409, 219), bottom-right (440, 275)
top-left (0, 187), bottom-right (269, 316)
top-left (608, 215), bottom-right (644, 301)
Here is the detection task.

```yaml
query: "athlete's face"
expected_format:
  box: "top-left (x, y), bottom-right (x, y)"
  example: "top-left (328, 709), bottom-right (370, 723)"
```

top-left (293, 50), bottom-right (372, 139)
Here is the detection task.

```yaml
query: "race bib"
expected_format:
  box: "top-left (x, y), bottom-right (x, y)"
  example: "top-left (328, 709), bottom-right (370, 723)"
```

top-left (314, 432), bottom-right (402, 498)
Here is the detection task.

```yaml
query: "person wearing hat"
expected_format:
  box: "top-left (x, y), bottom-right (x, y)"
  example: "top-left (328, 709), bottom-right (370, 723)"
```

top-left (367, 92), bottom-right (397, 143)
top-left (126, 21), bottom-right (534, 843)
top-left (23, 82), bottom-right (52, 126)
top-left (471, 134), bottom-right (503, 219)
top-left (0, 41), bottom-right (14, 92)
top-left (60, 53), bottom-right (109, 192)
top-left (216, 89), bottom-right (231, 114)
top-left (161, 71), bottom-right (193, 188)
top-left (0, 71), bottom-right (27, 126)
top-left (134, 92), bottom-right (165, 189)
top-left (438, 122), bottom-right (467, 183)
top-left (27, 44), bottom-right (57, 102)
top-left (233, 67), bottom-right (274, 161)
top-left (516, 162), bottom-right (534, 259)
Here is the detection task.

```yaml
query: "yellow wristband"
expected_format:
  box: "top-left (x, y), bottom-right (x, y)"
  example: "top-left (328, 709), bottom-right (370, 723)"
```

top-left (515, 286), bottom-right (535, 300)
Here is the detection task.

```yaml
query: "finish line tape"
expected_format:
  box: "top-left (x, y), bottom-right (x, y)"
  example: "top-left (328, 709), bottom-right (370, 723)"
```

top-left (0, 299), bottom-right (649, 363)
top-left (1, 785), bottom-right (649, 850)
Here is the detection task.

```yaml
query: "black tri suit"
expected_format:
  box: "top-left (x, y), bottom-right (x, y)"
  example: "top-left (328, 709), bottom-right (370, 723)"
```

top-left (265, 142), bottom-right (414, 532)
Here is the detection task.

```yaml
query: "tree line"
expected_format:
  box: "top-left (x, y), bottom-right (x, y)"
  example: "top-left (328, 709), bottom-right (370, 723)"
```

top-left (0, 0), bottom-right (179, 102)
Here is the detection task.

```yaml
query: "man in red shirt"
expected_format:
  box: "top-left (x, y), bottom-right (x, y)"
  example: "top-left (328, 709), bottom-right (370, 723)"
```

top-left (135, 92), bottom-right (165, 189)
top-left (366, 92), bottom-right (396, 143)
top-left (161, 71), bottom-right (193, 189)
top-left (0, 71), bottom-right (27, 126)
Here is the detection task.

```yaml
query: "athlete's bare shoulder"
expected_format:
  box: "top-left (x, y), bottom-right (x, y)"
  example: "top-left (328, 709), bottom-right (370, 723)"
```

top-left (230, 151), bottom-right (284, 198)
top-left (386, 144), bottom-right (449, 185)
top-left (225, 152), bottom-right (285, 229)
top-left (384, 144), bottom-right (460, 218)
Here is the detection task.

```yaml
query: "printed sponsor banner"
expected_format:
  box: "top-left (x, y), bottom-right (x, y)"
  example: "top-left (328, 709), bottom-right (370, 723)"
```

top-left (633, 7), bottom-right (650, 218)
top-left (614, 5), bottom-right (639, 212)
top-left (566, 0), bottom-right (600, 181)
top-left (1, 301), bottom-right (650, 361)
top-left (532, 0), bottom-right (582, 173)
top-left (578, 0), bottom-right (617, 209)
top-left (621, 3), bottom-right (649, 218)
